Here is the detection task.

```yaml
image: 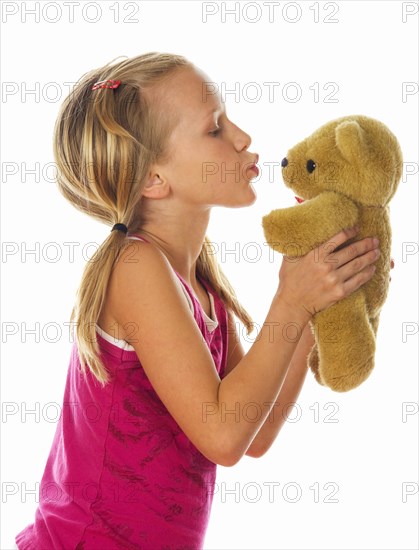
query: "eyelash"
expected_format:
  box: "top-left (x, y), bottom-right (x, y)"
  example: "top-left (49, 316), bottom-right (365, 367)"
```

top-left (209, 127), bottom-right (221, 137)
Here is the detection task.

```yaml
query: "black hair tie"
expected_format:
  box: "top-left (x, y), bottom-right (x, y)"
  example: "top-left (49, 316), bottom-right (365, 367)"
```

top-left (111, 223), bottom-right (128, 234)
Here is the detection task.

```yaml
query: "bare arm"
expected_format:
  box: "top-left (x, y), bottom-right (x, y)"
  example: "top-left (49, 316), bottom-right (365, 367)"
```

top-left (222, 315), bottom-right (314, 458)
top-left (112, 227), bottom-right (379, 467)
top-left (216, 297), bottom-right (311, 463)
top-left (245, 322), bottom-right (314, 457)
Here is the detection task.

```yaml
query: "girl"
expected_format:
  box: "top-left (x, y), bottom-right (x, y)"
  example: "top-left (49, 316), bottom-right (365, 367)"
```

top-left (15, 52), bottom-right (383, 549)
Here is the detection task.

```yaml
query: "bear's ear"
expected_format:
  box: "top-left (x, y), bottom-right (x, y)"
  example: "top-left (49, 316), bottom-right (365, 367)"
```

top-left (335, 120), bottom-right (367, 163)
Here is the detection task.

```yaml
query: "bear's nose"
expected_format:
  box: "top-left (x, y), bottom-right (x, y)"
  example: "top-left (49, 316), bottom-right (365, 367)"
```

top-left (281, 157), bottom-right (288, 167)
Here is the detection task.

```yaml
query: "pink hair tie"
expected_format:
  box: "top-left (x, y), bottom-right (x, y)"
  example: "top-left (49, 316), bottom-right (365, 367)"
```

top-left (91, 79), bottom-right (121, 90)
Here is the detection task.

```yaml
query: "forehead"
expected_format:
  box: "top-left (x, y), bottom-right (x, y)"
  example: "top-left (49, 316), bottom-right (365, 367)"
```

top-left (161, 65), bottom-right (224, 120)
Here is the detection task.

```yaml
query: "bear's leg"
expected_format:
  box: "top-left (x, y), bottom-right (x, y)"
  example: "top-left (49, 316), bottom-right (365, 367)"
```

top-left (313, 289), bottom-right (376, 392)
top-left (308, 344), bottom-right (326, 386)
top-left (369, 313), bottom-right (381, 337)
top-left (305, 320), bottom-right (324, 384)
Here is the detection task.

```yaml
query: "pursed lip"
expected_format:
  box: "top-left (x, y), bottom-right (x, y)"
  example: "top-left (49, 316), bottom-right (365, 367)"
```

top-left (249, 164), bottom-right (259, 176)
top-left (246, 153), bottom-right (260, 177)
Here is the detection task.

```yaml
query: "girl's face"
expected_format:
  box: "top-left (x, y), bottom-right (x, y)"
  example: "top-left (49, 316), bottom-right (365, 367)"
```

top-left (154, 65), bottom-right (259, 209)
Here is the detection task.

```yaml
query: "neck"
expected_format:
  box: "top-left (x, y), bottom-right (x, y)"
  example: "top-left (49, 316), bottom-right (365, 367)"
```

top-left (136, 207), bottom-right (211, 287)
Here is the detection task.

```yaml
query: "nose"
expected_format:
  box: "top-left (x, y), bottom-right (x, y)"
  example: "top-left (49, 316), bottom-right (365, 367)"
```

top-left (233, 124), bottom-right (252, 152)
top-left (281, 157), bottom-right (288, 167)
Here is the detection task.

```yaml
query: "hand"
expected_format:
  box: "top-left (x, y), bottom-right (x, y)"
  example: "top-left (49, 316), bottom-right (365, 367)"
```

top-left (275, 225), bottom-right (380, 320)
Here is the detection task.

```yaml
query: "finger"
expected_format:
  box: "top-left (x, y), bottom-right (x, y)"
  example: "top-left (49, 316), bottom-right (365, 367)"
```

top-left (341, 263), bottom-right (376, 297)
top-left (317, 225), bottom-right (360, 262)
top-left (330, 235), bottom-right (378, 270)
top-left (337, 246), bottom-right (380, 281)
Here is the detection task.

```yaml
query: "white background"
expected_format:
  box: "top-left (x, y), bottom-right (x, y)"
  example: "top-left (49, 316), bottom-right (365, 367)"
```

top-left (1, 1), bottom-right (418, 549)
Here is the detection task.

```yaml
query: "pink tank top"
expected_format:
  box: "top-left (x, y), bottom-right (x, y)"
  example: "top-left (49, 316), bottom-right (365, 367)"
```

top-left (15, 235), bottom-right (229, 550)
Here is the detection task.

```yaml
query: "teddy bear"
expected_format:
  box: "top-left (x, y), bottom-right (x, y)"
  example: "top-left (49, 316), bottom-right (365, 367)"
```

top-left (262, 115), bottom-right (403, 392)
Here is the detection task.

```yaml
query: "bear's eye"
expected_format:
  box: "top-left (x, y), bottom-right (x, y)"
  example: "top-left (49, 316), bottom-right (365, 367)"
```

top-left (306, 160), bottom-right (316, 173)
top-left (281, 157), bottom-right (288, 167)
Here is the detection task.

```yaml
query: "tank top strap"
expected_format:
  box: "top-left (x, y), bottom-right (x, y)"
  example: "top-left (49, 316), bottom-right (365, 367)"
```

top-left (171, 270), bottom-right (211, 300)
top-left (126, 233), bottom-right (149, 243)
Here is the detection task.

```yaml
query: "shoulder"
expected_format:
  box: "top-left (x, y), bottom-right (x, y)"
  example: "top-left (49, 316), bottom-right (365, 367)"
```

top-left (115, 238), bottom-right (175, 285)
top-left (107, 239), bottom-right (190, 342)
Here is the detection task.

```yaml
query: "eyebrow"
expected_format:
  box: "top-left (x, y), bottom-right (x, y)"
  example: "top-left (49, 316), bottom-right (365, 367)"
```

top-left (203, 106), bottom-right (225, 120)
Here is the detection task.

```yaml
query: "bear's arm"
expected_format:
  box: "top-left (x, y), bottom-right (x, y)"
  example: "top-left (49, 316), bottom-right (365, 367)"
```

top-left (262, 190), bottom-right (359, 256)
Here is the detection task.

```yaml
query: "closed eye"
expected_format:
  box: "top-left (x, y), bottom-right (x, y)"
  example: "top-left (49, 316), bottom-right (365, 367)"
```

top-left (209, 127), bottom-right (221, 137)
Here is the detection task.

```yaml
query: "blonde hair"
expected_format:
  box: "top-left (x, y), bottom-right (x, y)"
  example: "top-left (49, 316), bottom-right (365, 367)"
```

top-left (53, 52), bottom-right (255, 385)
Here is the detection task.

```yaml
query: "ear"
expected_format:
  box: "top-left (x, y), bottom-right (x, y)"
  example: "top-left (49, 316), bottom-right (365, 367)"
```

top-left (335, 120), bottom-right (367, 163)
top-left (141, 173), bottom-right (169, 199)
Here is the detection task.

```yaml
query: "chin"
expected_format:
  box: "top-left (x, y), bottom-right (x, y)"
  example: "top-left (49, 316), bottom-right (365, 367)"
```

top-left (245, 185), bottom-right (257, 205)
top-left (245, 193), bottom-right (257, 206)
top-left (214, 186), bottom-right (257, 208)
top-left (234, 189), bottom-right (257, 208)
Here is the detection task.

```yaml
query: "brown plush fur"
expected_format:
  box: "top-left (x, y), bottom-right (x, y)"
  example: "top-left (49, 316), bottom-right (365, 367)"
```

top-left (262, 115), bottom-right (403, 392)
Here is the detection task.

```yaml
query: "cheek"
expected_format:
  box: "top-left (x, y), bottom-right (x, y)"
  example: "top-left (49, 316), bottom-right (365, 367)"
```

top-left (189, 142), bottom-right (225, 184)
top-left (167, 149), bottom-right (197, 181)
top-left (169, 138), bottom-right (240, 189)
top-left (167, 155), bottom-right (211, 198)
